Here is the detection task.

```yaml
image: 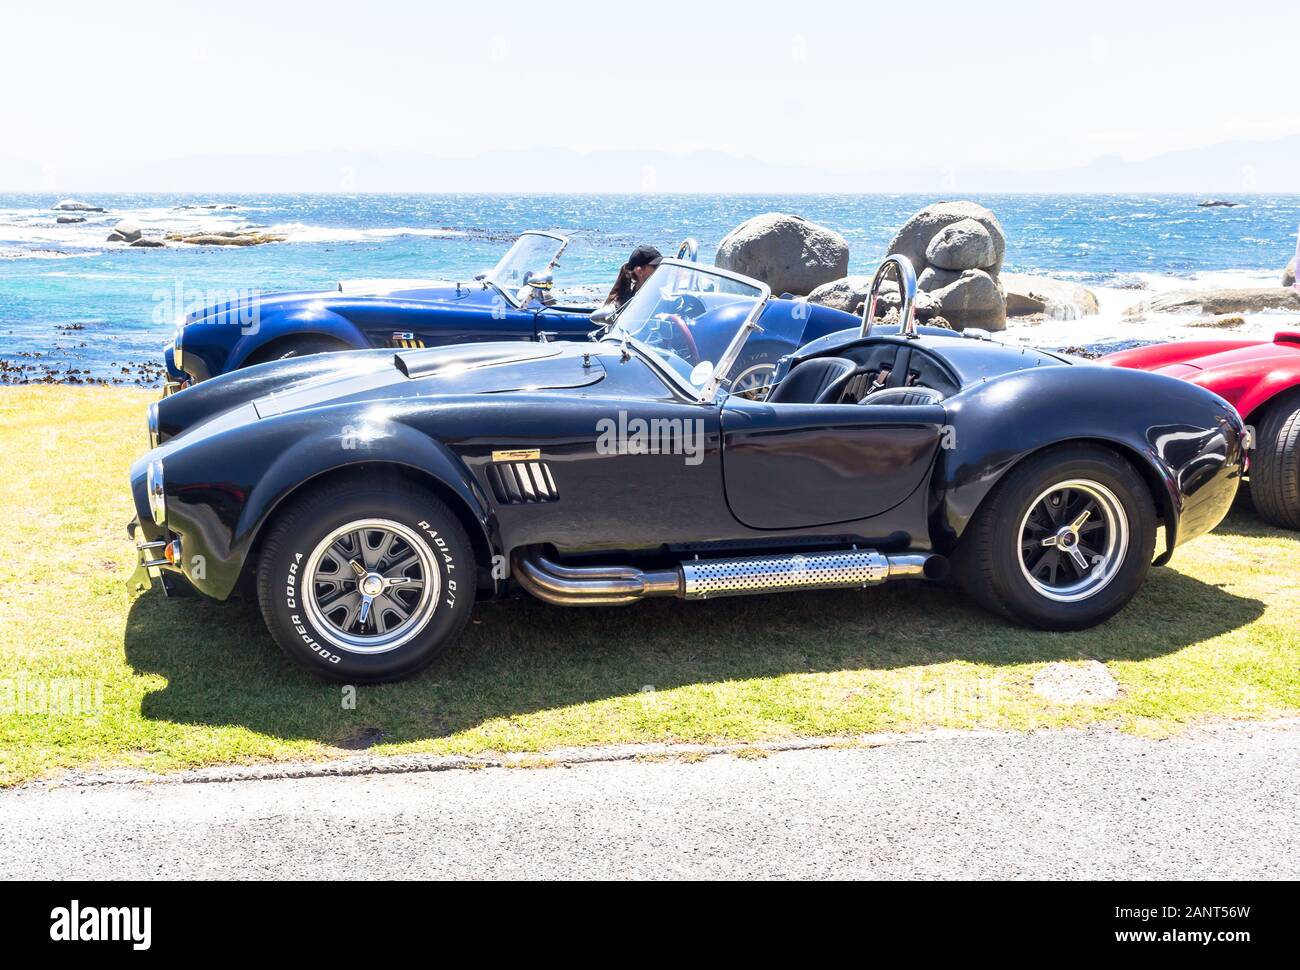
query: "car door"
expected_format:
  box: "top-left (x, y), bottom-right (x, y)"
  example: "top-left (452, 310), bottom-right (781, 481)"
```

top-left (536, 305), bottom-right (599, 341)
top-left (720, 397), bottom-right (947, 530)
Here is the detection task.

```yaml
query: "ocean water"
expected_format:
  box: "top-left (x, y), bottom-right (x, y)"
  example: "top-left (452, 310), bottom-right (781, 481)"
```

top-left (1, 193), bottom-right (1297, 382)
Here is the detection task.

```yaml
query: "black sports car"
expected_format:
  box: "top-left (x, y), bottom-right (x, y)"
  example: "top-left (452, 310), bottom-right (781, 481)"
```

top-left (129, 257), bottom-right (1246, 682)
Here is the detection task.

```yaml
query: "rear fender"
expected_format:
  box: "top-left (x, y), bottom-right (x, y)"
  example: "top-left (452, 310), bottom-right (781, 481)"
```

top-left (932, 366), bottom-right (1242, 560)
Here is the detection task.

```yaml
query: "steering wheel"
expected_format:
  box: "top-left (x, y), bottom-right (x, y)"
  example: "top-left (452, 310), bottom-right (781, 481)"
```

top-left (652, 313), bottom-right (700, 364)
top-left (663, 293), bottom-right (707, 319)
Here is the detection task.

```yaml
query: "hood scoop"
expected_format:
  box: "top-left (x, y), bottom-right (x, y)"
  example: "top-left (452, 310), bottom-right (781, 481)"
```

top-left (394, 343), bottom-right (561, 379)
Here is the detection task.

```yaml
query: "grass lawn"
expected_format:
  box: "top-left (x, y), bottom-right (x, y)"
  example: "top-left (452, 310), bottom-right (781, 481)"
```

top-left (1, 384), bottom-right (1298, 786)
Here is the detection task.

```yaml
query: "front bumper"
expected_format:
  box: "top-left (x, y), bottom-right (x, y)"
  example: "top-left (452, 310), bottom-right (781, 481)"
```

top-left (162, 343), bottom-right (190, 397)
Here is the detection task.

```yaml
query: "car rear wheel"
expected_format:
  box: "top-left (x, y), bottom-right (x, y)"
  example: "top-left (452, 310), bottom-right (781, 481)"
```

top-left (256, 476), bottom-right (476, 682)
top-left (955, 444), bottom-right (1157, 630)
top-left (1250, 392), bottom-right (1300, 530)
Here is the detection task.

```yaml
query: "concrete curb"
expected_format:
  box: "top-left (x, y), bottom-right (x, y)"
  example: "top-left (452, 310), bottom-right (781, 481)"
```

top-left (20, 717), bottom-right (1299, 792)
top-left (27, 727), bottom-right (1012, 790)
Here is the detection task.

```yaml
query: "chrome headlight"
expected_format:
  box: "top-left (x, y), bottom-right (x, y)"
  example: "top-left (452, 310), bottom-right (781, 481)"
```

top-left (146, 459), bottom-right (166, 525)
top-left (147, 402), bottom-right (160, 448)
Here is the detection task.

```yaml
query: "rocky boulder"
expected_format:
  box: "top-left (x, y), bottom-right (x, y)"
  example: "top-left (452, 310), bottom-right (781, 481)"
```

top-left (806, 275), bottom-right (873, 316)
top-left (916, 267), bottom-right (1006, 331)
top-left (164, 230), bottom-right (287, 246)
top-left (886, 201), bottom-right (1008, 330)
top-left (1001, 273), bottom-right (1100, 320)
top-left (1284, 257), bottom-right (1296, 289)
top-left (1125, 288), bottom-right (1300, 318)
top-left (925, 218), bottom-right (997, 272)
top-left (106, 221), bottom-right (143, 243)
top-left (807, 275), bottom-right (942, 320)
top-left (56, 215), bottom-right (86, 225)
top-left (129, 238), bottom-right (166, 248)
top-left (887, 201), bottom-right (1006, 277)
top-left (53, 199), bottom-right (104, 212)
top-left (714, 213), bottom-right (849, 297)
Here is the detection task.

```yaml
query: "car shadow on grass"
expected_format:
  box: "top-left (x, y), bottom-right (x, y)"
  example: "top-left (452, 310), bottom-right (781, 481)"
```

top-left (123, 555), bottom-right (1265, 749)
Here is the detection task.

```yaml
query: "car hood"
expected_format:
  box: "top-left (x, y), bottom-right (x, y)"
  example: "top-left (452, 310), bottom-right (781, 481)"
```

top-left (184, 280), bottom-right (493, 327)
top-left (251, 341), bottom-right (606, 419)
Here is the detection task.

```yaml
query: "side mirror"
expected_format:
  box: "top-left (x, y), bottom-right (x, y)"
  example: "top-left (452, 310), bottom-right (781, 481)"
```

top-left (589, 305), bottom-right (615, 327)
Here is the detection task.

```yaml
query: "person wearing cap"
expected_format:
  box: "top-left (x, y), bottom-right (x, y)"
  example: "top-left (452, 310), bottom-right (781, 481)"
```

top-left (603, 245), bottom-right (662, 308)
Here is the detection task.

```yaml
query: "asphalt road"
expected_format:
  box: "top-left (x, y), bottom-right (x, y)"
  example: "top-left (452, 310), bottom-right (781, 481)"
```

top-left (3, 722), bottom-right (1298, 879)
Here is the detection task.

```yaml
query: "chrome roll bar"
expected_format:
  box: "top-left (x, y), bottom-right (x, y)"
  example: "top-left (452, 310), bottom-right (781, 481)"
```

top-left (676, 237), bottom-right (700, 262)
top-left (861, 254), bottom-right (918, 339)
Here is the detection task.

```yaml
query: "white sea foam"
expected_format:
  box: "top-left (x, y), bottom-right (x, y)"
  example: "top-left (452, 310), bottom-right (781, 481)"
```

top-left (0, 203), bottom-right (466, 251)
top-left (271, 223), bottom-right (465, 244)
top-left (1004, 273), bottom-right (1298, 353)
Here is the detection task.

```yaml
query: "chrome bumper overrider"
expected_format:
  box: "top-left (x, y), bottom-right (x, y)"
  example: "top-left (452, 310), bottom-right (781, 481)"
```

top-left (127, 519), bottom-right (182, 595)
top-left (513, 548), bottom-right (948, 607)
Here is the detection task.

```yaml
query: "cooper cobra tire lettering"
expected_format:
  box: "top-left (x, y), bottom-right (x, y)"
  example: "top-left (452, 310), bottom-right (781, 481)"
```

top-left (257, 476), bottom-right (478, 683)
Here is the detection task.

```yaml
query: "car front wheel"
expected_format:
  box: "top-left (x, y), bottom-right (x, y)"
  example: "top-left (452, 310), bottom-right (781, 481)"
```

top-left (256, 476), bottom-right (476, 682)
top-left (955, 444), bottom-right (1157, 630)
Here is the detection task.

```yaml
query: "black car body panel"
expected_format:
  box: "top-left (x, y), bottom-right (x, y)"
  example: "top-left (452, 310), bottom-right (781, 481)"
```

top-left (132, 285), bottom-right (1247, 604)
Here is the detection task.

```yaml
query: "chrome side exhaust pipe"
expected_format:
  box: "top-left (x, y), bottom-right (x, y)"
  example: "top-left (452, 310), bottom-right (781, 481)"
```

top-left (513, 548), bottom-right (947, 607)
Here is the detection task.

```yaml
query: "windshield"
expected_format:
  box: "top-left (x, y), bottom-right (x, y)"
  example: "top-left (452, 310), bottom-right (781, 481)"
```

top-left (604, 260), bottom-right (774, 398)
top-left (485, 232), bottom-right (567, 304)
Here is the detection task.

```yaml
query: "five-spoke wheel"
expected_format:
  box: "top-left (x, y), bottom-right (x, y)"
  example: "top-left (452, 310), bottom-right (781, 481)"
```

top-left (1018, 480), bottom-right (1128, 603)
top-left (257, 477), bottom-right (476, 682)
top-left (303, 520), bottom-right (440, 654)
top-left (956, 445), bottom-right (1156, 630)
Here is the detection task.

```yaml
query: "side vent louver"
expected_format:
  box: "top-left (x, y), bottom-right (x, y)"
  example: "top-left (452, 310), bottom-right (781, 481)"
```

top-left (487, 461), bottom-right (559, 505)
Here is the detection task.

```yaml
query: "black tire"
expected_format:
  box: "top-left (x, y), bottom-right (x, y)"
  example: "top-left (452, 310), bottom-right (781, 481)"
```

top-left (245, 337), bottom-right (349, 367)
top-left (1250, 392), bottom-right (1300, 530)
top-left (256, 476), bottom-right (476, 682)
top-left (954, 444), bottom-right (1157, 630)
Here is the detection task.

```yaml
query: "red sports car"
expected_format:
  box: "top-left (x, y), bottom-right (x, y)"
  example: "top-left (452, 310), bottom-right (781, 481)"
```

top-left (1105, 331), bottom-right (1300, 529)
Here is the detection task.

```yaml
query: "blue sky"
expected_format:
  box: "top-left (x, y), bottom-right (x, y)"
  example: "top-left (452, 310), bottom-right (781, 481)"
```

top-left (2, 0), bottom-right (1297, 190)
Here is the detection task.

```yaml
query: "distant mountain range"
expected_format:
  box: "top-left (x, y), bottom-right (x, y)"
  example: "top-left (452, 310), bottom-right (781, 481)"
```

top-left (3, 135), bottom-right (1297, 194)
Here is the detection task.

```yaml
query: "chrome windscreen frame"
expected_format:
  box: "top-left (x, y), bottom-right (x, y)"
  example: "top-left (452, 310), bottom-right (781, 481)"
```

top-left (486, 230), bottom-right (571, 309)
top-left (597, 258), bottom-right (771, 405)
top-left (691, 261), bottom-right (771, 403)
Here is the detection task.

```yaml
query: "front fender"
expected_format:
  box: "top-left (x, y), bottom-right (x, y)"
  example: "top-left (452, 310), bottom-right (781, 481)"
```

top-left (933, 365), bottom-right (1245, 562)
top-left (225, 307), bottom-right (369, 369)
top-left (157, 410), bottom-right (495, 600)
top-left (179, 307), bottom-right (368, 381)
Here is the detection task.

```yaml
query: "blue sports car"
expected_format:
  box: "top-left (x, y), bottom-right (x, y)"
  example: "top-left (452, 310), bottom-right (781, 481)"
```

top-left (162, 231), bottom-right (860, 399)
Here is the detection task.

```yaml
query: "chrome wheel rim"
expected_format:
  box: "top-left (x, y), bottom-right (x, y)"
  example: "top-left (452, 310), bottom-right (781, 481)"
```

top-left (1018, 479), bottom-right (1128, 603)
top-left (731, 363), bottom-right (776, 401)
top-left (303, 519), bottom-right (440, 654)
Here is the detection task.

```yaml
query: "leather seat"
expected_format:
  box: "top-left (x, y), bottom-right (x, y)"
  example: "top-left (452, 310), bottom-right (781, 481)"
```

top-left (767, 357), bottom-right (857, 405)
top-left (858, 386), bottom-right (946, 406)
